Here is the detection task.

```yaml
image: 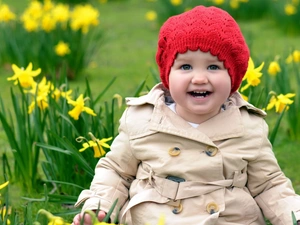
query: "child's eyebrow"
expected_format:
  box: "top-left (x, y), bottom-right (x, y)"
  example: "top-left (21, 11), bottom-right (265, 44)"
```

top-left (173, 58), bottom-right (184, 64)
top-left (174, 55), bottom-right (191, 62)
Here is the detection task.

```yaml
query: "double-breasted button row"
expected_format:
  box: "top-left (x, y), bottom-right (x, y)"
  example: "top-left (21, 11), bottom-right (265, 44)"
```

top-left (206, 202), bottom-right (219, 214)
top-left (205, 146), bottom-right (218, 157)
top-left (169, 146), bottom-right (218, 157)
top-left (169, 201), bottom-right (219, 215)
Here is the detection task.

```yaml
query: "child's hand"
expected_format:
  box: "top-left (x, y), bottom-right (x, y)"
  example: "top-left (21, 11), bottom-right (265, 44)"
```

top-left (72, 210), bottom-right (107, 225)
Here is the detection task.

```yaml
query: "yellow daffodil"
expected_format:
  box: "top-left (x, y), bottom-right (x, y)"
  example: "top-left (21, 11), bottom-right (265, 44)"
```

top-left (0, 4), bottom-right (16, 22)
top-left (78, 134), bottom-right (112, 158)
top-left (48, 217), bottom-right (69, 225)
top-left (26, 77), bottom-right (51, 113)
top-left (21, 15), bottom-right (39, 32)
top-left (41, 13), bottom-right (56, 32)
top-left (68, 94), bottom-right (96, 120)
top-left (52, 4), bottom-right (70, 23)
top-left (70, 4), bottom-right (99, 33)
top-left (286, 50), bottom-right (300, 64)
top-left (60, 89), bottom-right (73, 101)
top-left (21, 1), bottom-right (43, 21)
top-left (145, 10), bottom-right (157, 21)
top-left (0, 181), bottom-right (9, 189)
top-left (50, 84), bottom-right (72, 101)
top-left (266, 93), bottom-right (296, 113)
top-left (212, 0), bottom-right (225, 5)
top-left (7, 62), bottom-right (41, 88)
top-left (43, 0), bottom-right (54, 12)
top-left (26, 77), bottom-right (50, 97)
top-left (38, 209), bottom-right (70, 225)
top-left (113, 94), bottom-right (123, 109)
top-left (50, 85), bottom-right (62, 101)
top-left (230, 0), bottom-right (240, 9)
top-left (28, 94), bottom-right (49, 114)
top-left (170, 0), bottom-right (182, 6)
top-left (285, 3), bottom-right (297, 15)
top-left (55, 41), bottom-right (71, 56)
top-left (268, 61), bottom-right (281, 76)
top-left (240, 57), bottom-right (264, 92)
top-left (0, 206), bottom-right (11, 225)
top-left (0, 181), bottom-right (11, 225)
top-left (229, 0), bottom-right (248, 9)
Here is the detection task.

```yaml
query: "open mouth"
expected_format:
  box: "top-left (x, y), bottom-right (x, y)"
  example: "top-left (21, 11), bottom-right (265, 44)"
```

top-left (188, 91), bottom-right (211, 98)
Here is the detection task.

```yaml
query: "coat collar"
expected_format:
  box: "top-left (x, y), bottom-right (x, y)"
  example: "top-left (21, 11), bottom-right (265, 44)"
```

top-left (126, 83), bottom-right (266, 145)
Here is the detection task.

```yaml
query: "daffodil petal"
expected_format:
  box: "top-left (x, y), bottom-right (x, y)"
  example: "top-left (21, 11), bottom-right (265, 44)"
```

top-left (83, 107), bottom-right (96, 116)
top-left (0, 181), bottom-right (9, 189)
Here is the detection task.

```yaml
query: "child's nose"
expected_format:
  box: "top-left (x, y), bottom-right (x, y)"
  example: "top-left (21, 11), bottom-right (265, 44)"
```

top-left (191, 71), bottom-right (208, 84)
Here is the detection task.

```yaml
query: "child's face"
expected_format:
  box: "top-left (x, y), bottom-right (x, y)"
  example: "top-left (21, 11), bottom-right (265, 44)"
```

top-left (168, 50), bottom-right (231, 124)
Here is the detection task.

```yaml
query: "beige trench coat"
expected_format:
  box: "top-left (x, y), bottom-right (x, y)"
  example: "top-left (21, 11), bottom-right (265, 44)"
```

top-left (75, 83), bottom-right (300, 225)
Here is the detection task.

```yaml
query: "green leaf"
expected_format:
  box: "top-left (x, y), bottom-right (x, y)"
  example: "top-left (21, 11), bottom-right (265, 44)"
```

top-left (269, 105), bottom-right (286, 145)
top-left (35, 143), bottom-right (72, 155)
top-left (36, 133), bottom-right (94, 177)
top-left (44, 180), bottom-right (85, 190)
top-left (93, 77), bottom-right (117, 104)
top-left (292, 211), bottom-right (297, 225)
top-left (103, 198), bottom-right (118, 223)
top-left (133, 80), bottom-right (146, 97)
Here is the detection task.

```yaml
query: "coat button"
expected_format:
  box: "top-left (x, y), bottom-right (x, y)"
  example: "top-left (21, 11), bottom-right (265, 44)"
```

top-left (168, 147), bottom-right (181, 156)
top-left (172, 203), bottom-right (183, 214)
top-left (205, 146), bottom-right (218, 156)
top-left (206, 202), bottom-right (219, 214)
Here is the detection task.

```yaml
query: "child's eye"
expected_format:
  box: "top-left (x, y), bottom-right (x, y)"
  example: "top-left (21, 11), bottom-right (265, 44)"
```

top-left (180, 64), bottom-right (192, 70)
top-left (208, 65), bottom-right (219, 70)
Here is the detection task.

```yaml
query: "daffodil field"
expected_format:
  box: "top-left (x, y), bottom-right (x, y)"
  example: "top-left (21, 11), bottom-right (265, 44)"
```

top-left (0, 0), bottom-right (300, 224)
top-left (0, 0), bottom-right (103, 80)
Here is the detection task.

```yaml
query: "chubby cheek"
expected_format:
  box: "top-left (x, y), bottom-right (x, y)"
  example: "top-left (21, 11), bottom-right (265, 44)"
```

top-left (225, 77), bottom-right (232, 97)
top-left (168, 74), bottom-right (187, 101)
top-left (168, 74), bottom-right (177, 96)
top-left (213, 72), bottom-right (231, 98)
top-left (222, 78), bottom-right (231, 95)
top-left (168, 72), bottom-right (182, 89)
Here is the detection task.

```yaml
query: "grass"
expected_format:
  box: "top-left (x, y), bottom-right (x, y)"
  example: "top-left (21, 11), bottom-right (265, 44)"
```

top-left (1, 0), bottom-right (300, 223)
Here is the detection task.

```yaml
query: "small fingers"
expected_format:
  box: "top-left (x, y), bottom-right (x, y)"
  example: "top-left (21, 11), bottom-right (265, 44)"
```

top-left (97, 211), bottom-right (107, 221)
top-left (72, 212), bottom-right (93, 225)
top-left (72, 214), bottom-right (81, 225)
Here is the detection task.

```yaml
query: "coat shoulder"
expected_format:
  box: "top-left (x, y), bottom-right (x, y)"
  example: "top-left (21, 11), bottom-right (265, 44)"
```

top-left (121, 84), bottom-right (166, 138)
top-left (229, 92), bottom-right (267, 118)
top-left (227, 92), bottom-right (269, 140)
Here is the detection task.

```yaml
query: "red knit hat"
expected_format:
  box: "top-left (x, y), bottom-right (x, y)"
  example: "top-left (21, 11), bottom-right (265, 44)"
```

top-left (156, 5), bottom-right (250, 93)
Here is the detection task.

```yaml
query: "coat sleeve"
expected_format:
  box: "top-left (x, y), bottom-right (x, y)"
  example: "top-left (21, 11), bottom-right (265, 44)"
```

top-left (246, 119), bottom-right (300, 225)
top-left (74, 108), bottom-right (140, 219)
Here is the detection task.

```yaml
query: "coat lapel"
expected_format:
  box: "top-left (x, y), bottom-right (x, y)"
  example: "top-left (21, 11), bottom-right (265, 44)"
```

top-left (196, 106), bottom-right (244, 141)
top-left (126, 83), bottom-right (252, 145)
top-left (149, 98), bottom-right (244, 144)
